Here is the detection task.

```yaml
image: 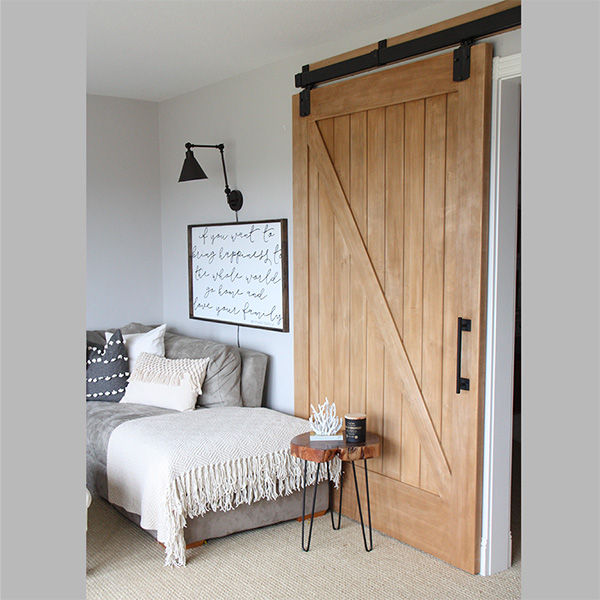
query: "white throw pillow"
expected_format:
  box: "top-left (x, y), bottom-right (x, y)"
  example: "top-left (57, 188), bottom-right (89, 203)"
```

top-left (121, 380), bottom-right (198, 412)
top-left (105, 324), bottom-right (166, 373)
top-left (120, 352), bottom-right (210, 412)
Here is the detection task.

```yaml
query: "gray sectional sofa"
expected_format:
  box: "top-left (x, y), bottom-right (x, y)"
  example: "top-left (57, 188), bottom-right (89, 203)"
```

top-left (86, 322), bottom-right (329, 562)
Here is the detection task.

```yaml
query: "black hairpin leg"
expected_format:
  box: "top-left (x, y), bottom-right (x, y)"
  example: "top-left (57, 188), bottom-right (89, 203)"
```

top-left (326, 461), bottom-right (343, 530)
top-left (351, 460), bottom-right (374, 552)
top-left (301, 460), bottom-right (321, 551)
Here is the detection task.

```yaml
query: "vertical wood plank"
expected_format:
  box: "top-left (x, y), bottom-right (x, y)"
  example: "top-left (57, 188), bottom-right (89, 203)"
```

top-left (367, 108), bottom-right (386, 281)
top-left (441, 92), bottom-right (459, 471)
top-left (448, 42), bottom-right (492, 573)
top-left (421, 94), bottom-right (447, 494)
top-left (333, 116), bottom-right (351, 422)
top-left (401, 99), bottom-right (425, 487)
top-left (317, 119), bottom-right (335, 404)
top-left (308, 149), bottom-right (320, 409)
top-left (334, 116), bottom-right (351, 199)
top-left (383, 102), bottom-right (405, 481)
top-left (349, 112), bottom-right (368, 417)
top-left (366, 108), bottom-right (386, 474)
top-left (292, 94), bottom-right (310, 419)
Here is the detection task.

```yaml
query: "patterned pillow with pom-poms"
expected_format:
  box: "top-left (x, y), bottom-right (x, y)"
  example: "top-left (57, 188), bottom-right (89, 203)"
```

top-left (86, 329), bottom-right (129, 402)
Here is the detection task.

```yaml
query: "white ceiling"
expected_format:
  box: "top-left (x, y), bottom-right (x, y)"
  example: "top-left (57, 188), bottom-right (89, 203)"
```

top-left (87, 0), bottom-right (445, 102)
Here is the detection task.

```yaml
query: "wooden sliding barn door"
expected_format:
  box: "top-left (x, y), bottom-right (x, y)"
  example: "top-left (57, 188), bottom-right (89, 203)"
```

top-left (293, 44), bottom-right (492, 573)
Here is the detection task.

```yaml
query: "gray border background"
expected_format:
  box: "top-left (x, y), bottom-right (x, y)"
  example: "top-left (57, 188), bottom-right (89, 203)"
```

top-left (521, 1), bottom-right (600, 598)
top-left (1, 1), bottom-right (599, 599)
top-left (1, 2), bottom-right (86, 599)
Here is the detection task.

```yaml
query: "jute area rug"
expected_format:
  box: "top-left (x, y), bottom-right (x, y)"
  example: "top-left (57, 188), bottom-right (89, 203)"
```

top-left (86, 494), bottom-right (521, 600)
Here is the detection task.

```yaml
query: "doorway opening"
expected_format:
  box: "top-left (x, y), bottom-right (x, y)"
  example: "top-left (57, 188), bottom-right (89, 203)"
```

top-left (481, 59), bottom-right (521, 576)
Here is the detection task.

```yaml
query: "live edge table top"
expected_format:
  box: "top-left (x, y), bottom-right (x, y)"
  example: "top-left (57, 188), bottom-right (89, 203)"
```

top-left (290, 432), bottom-right (381, 463)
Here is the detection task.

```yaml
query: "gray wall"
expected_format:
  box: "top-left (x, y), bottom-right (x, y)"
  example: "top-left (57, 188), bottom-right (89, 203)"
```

top-left (86, 94), bottom-right (163, 329)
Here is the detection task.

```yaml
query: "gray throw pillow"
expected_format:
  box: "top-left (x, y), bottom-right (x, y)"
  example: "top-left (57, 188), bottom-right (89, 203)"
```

top-left (163, 332), bottom-right (242, 408)
top-left (86, 329), bottom-right (129, 402)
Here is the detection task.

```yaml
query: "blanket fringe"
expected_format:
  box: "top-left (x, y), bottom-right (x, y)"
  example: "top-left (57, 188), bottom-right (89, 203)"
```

top-left (162, 451), bottom-right (341, 567)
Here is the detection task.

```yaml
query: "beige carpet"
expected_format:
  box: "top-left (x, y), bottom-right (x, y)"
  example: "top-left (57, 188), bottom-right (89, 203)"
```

top-left (86, 468), bottom-right (521, 600)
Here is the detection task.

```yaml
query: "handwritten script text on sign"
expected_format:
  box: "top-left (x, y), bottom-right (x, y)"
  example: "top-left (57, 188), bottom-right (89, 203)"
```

top-left (189, 222), bottom-right (286, 329)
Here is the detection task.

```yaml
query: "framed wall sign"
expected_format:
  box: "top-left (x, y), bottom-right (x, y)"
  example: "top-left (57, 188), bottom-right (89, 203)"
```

top-left (188, 219), bottom-right (289, 332)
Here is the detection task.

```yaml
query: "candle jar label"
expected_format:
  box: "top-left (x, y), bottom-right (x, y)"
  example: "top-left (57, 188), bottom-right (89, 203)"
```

top-left (345, 414), bottom-right (366, 443)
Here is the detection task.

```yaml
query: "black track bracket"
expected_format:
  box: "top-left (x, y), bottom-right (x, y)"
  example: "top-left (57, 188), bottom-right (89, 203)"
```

top-left (299, 87), bottom-right (312, 118)
top-left (453, 39), bottom-right (473, 81)
top-left (298, 65), bottom-right (312, 117)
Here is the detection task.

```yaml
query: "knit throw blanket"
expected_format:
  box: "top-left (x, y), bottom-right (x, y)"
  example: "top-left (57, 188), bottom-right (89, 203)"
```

top-left (107, 407), bottom-right (341, 567)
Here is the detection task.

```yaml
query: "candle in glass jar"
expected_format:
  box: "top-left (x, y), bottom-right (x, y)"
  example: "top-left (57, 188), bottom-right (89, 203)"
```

top-left (345, 413), bottom-right (366, 443)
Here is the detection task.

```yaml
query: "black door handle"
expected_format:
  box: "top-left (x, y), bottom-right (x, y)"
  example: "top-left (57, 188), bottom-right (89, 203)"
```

top-left (456, 317), bottom-right (471, 394)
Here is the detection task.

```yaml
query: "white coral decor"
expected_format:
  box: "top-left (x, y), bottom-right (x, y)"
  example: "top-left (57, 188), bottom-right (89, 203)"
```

top-left (309, 398), bottom-right (343, 435)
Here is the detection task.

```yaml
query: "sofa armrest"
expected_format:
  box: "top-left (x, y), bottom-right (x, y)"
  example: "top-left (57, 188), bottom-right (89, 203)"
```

top-left (238, 348), bottom-right (268, 407)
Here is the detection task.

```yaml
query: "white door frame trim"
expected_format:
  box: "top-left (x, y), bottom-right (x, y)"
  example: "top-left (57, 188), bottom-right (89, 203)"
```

top-left (480, 53), bottom-right (521, 576)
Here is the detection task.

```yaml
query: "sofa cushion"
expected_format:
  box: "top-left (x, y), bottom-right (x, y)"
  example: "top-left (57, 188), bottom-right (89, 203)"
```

top-left (86, 329), bottom-right (107, 348)
top-left (164, 332), bottom-right (242, 408)
top-left (86, 330), bottom-right (129, 402)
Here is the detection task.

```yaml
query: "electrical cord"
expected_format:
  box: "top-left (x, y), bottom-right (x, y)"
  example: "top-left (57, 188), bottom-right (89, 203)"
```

top-left (235, 209), bottom-right (240, 347)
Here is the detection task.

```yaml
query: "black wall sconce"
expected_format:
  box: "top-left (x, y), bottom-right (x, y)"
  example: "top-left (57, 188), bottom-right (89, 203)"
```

top-left (178, 142), bottom-right (243, 212)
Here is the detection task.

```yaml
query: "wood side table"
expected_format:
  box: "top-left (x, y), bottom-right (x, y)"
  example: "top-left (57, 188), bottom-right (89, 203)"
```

top-left (290, 432), bottom-right (381, 552)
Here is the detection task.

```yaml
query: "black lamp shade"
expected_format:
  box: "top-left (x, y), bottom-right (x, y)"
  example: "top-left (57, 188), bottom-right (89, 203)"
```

top-left (178, 149), bottom-right (208, 182)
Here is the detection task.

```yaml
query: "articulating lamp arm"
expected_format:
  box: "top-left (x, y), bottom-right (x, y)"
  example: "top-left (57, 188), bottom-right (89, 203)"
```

top-left (185, 142), bottom-right (243, 212)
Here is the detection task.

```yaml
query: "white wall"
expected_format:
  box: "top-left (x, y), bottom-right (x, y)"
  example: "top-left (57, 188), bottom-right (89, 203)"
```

top-left (86, 94), bottom-right (163, 329)
top-left (158, 2), bottom-right (520, 412)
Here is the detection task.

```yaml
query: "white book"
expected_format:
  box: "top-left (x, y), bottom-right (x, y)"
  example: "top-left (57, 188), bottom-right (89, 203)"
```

top-left (309, 433), bottom-right (344, 441)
